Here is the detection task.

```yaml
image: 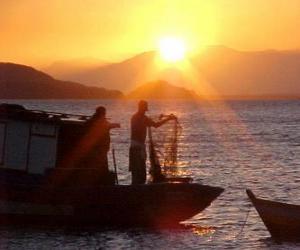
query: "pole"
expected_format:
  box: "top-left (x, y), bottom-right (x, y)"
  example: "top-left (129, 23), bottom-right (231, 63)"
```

top-left (112, 147), bottom-right (118, 184)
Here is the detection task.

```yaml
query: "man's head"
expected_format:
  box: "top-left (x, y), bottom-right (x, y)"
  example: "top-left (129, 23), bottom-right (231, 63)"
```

top-left (95, 106), bottom-right (106, 118)
top-left (138, 100), bottom-right (148, 113)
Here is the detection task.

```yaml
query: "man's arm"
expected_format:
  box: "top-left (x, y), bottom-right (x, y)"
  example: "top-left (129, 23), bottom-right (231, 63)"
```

top-left (149, 114), bottom-right (176, 128)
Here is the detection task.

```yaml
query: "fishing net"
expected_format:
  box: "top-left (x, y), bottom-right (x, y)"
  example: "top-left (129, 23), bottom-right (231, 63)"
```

top-left (148, 114), bottom-right (182, 182)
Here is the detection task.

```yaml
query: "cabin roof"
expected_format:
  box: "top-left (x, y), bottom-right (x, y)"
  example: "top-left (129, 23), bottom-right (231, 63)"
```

top-left (0, 103), bottom-right (88, 125)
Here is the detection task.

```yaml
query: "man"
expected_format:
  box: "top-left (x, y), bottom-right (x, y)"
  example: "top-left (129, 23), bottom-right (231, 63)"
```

top-left (129, 100), bottom-right (175, 184)
top-left (84, 106), bottom-right (120, 173)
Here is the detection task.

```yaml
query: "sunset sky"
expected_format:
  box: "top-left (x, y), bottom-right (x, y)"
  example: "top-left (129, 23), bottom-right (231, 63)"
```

top-left (1, 0), bottom-right (300, 66)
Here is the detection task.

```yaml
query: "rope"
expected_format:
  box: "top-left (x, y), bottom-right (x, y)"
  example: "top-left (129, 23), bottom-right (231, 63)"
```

top-left (234, 201), bottom-right (252, 239)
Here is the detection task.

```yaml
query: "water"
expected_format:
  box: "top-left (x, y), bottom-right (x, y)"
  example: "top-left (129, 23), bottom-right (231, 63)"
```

top-left (1, 99), bottom-right (300, 249)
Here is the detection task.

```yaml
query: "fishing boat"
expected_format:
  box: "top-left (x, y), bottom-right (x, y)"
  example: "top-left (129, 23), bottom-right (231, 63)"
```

top-left (246, 189), bottom-right (300, 240)
top-left (0, 103), bottom-right (224, 227)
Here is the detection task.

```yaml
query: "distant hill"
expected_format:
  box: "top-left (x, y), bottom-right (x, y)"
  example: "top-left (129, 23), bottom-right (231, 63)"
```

top-left (43, 52), bottom-right (158, 91)
top-left (191, 46), bottom-right (300, 97)
top-left (0, 63), bottom-right (123, 99)
top-left (127, 80), bottom-right (199, 99)
top-left (43, 58), bottom-right (109, 82)
top-left (48, 46), bottom-right (300, 99)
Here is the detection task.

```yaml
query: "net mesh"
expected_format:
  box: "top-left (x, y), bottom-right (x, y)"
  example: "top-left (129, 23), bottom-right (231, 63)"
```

top-left (148, 115), bottom-right (182, 180)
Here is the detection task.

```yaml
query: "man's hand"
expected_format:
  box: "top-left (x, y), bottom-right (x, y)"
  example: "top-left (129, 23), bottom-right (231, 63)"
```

top-left (168, 114), bottom-right (177, 120)
top-left (153, 114), bottom-right (177, 128)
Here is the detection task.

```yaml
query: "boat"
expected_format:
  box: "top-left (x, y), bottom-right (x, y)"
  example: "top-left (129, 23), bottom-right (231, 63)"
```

top-left (246, 189), bottom-right (300, 240)
top-left (0, 173), bottom-right (223, 227)
top-left (0, 103), bottom-right (224, 227)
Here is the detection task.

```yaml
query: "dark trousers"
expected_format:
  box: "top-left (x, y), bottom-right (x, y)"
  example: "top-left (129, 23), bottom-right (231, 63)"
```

top-left (129, 146), bottom-right (146, 184)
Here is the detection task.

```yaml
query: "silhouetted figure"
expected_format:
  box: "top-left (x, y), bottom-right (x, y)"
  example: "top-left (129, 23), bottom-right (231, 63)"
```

top-left (84, 106), bottom-right (120, 175)
top-left (129, 100), bottom-right (175, 184)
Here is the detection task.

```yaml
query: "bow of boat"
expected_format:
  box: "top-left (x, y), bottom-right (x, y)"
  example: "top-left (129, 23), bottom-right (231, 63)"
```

top-left (246, 189), bottom-right (300, 241)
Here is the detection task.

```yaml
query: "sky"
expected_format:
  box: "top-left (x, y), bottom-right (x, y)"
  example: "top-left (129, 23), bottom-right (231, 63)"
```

top-left (1, 0), bottom-right (300, 66)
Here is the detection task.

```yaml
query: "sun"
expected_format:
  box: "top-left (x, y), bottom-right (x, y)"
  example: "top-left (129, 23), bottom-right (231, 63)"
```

top-left (158, 37), bottom-right (187, 63)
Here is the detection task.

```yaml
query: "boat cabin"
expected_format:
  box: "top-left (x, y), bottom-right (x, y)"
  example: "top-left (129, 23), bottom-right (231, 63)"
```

top-left (0, 103), bottom-right (89, 175)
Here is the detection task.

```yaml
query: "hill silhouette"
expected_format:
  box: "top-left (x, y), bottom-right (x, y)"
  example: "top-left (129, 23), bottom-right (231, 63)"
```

top-left (43, 58), bottom-right (109, 82)
top-left (127, 80), bottom-right (199, 99)
top-left (192, 46), bottom-right (300, 97)
top-left (44, 52), bottom-right (157, 92)
top-left (42, 46), bottom-right (300, 98)
top-left (0, 63), bottom-right (123, 99)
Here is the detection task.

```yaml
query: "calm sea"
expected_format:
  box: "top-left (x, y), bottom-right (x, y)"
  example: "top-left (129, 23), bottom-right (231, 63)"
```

top-left (1, 99), bottom-right (300, 249)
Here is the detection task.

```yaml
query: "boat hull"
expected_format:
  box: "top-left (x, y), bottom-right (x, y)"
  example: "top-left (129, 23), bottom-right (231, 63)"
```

top-left (0, 183), bottom-right (223, 228)
top-left (247, 189), bottom-right (300, 241)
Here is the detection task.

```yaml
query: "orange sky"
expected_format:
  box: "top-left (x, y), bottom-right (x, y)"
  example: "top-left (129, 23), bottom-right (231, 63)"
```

top-left (1, 0), bottom-right (300, 66)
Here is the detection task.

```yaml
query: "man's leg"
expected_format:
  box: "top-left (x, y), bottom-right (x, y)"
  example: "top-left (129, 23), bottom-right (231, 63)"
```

top-left (132, 164), bottom-right (146, 184)
top-left (130, 147), bottom-right (146, 184)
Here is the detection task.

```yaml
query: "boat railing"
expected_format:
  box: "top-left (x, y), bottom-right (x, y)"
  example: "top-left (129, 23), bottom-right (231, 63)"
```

top-left (0, 103), bottom-right (91, 121)
top-left (26, 109), bottom-right (91, 121)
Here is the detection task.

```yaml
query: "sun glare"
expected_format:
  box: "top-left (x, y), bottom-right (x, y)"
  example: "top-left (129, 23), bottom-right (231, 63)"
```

top-left (158, 37), bottom-right (187, 63)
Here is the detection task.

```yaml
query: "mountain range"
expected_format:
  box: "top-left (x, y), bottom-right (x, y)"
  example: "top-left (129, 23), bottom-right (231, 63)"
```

top-left (0, 63), bottom-right (123, 99)
top-left (0, 63), bottom-right (198, 99)
top-left (43, 52), bottom-right (158, 92)
top-left (42, 46), bottom-right (300, 98)
top-left (43, 58), bottom-right (109, 82)
top-left (2, 46), bottom-right (300, 99)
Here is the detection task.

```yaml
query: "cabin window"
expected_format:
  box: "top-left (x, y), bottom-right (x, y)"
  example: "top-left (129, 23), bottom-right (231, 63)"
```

top-left (5, 121), bottom-right (30, 171)
top-left (28, 123), bottom-right (58, 174)
top-left (31, 123), bottom-right (57, 137)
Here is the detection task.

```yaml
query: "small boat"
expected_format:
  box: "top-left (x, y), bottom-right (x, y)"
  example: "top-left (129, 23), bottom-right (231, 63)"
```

top-left (246, 189), bottom-right (300, 240)
top-left (0, 103), bottom-right (224, 227)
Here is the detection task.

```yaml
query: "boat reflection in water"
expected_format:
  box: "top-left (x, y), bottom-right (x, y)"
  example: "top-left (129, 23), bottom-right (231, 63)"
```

top-left (0, 104), bottom-right (223, 228)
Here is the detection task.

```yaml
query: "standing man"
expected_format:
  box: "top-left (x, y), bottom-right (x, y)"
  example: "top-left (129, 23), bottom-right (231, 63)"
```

top-left (85, 106), bottom-right (120, 174)
top-left (129, 100), bottom-right (175, 184)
